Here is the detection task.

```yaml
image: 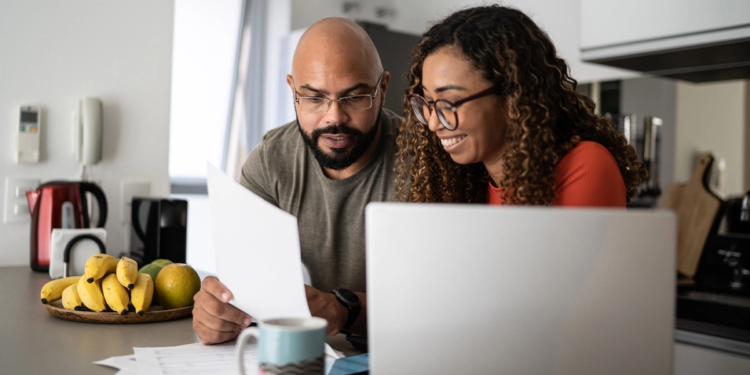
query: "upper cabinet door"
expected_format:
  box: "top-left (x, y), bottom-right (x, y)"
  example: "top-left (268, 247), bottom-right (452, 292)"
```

top-left (580, 0), bottom-right (750, 82)
top-left (580, 0), bottom-right (750, 50)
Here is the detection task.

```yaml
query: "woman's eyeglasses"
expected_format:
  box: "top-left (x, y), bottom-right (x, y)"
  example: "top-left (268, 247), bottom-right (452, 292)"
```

top-left (407, 86), bottom-right (502, 130)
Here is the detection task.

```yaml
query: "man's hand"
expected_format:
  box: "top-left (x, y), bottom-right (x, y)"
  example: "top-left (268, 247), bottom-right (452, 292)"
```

top-left (192, 276), bottom-right (253, 344)
top-left (305, 285), bottom-right (347, 336)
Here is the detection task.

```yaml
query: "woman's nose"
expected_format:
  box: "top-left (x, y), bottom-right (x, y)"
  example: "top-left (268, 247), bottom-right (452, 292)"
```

top-left (426, 108), bottom-right (442, 133)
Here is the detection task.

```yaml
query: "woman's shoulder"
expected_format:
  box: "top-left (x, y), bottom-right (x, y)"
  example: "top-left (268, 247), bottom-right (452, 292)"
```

top-left (562, 140), bottom-right (612, 160)
top-left (554, 140), bottom-right (626, 207)
top-left (557, 141), bottom-right (617, 173)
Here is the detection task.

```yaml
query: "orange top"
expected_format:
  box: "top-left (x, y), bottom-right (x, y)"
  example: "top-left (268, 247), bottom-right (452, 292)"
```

top-left (487, 141), bottom-right (626, 207)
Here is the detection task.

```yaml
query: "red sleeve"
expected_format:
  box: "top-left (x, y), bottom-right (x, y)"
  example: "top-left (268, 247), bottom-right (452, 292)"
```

top-left (553, 141), bottom-right (627, 207)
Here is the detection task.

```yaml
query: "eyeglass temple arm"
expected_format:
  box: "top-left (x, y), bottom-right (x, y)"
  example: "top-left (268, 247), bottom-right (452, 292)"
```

top-left (453, 86), bottom-right (504, 106)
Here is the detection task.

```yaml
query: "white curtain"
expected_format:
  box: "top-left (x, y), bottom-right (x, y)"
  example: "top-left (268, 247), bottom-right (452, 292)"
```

top-left (224, 0), bottom-right (267, 182)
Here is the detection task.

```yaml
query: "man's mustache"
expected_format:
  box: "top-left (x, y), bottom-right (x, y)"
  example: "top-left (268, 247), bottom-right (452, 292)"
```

top-left (311, 124), bottom-right (362, 138)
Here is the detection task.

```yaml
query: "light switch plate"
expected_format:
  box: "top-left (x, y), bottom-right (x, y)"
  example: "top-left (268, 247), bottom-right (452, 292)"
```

top-left (4, 177), bottom-right (40, 224)
top-left (121, 180), bottom-right (151, 225)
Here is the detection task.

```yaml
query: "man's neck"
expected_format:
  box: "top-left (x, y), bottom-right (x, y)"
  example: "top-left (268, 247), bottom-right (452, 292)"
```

top-left (323, 124), bottom-right (382, 180)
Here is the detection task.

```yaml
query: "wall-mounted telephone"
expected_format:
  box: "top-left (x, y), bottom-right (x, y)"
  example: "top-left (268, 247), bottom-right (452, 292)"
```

top-left (72, 97), bottom-right (103, 165)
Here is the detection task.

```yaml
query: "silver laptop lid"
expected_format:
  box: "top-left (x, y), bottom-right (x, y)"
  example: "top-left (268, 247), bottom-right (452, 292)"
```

top-left (366, 204), bottom-right (675, 375)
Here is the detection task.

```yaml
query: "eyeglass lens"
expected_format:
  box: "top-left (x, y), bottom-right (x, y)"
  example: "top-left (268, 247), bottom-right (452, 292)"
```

top-left (298, 96), bottom-right (373, 113)
top-left (409, 96), bottom-right (457, 130)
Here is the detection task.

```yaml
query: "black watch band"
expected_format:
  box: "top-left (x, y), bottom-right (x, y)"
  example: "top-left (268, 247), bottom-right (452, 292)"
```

top-left (331, 288), bottom-right (362, 330)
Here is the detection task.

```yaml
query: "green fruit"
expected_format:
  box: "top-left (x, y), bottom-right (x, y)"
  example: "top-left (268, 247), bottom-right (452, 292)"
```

top-left (139, 264), bottom-right (163, 283)
top-left (151, 259), bottom-right (174, 267)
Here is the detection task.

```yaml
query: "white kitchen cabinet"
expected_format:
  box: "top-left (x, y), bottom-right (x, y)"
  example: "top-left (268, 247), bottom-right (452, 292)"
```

top-left (580, 0), bottom-right (750, 50)
top-left (675, 343), bottom-right (750, 375)
top-left (580, 0), bottom-right (750, 82)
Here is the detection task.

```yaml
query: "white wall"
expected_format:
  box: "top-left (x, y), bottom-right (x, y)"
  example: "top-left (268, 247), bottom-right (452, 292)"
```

top-left (290, 0), bottom-right (640, 83)
top-left (0, 0), bottom-right (174, 265)
top-left (674, 80), bottom-right (747, 196)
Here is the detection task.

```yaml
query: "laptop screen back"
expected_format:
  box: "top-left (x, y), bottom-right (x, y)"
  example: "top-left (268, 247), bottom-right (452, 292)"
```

top-left (366, 204), bottom-right (675, 375)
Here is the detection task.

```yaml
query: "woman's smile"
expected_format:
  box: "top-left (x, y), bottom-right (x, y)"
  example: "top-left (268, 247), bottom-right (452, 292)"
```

top-left (439, 134), bottom-right (467, 151)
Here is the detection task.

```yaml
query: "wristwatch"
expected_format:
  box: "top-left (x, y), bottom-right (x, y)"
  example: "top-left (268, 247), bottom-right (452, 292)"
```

top-left (331, 288), bottom-right (361, 331)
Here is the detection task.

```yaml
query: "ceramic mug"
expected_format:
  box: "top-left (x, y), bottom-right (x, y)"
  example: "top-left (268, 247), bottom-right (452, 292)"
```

top-left (236, 317), bottom-right (327, 375)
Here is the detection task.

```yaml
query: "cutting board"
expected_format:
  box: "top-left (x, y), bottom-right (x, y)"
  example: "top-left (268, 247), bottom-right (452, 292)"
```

top-left (659, 154), bottom-right (722, 277)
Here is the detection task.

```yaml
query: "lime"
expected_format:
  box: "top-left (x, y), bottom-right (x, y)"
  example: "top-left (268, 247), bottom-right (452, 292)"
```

top-left (151, 259), bottom-right (174, 267)
top-left (139, 263), bottom-right (163, 284)
top-left (155, 264), bottom-right (201, 309)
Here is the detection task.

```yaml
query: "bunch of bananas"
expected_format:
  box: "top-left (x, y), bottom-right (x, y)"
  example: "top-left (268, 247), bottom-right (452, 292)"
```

top-left (40, 254), bottom-right (154, 316)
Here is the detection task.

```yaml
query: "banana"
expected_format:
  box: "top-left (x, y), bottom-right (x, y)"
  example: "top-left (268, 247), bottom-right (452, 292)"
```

top-left (40, 276), bottom-right (81, 304)
top-left (77, 277), bottom-right (107, 312)
top-left (61, 284), bottom-right (83, 311)
top-left (131, 273), bottom-right (154, 316)
top-left (84, 254), bottom-right (118, 283)
top-left (102, 274), bottom-right (130, 315)
top-left (116, 256), bottom-right (138, 290)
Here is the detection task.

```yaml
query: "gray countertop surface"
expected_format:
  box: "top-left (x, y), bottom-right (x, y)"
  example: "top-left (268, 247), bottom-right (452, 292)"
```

top-left (0, 266), bottom-right (360, 374)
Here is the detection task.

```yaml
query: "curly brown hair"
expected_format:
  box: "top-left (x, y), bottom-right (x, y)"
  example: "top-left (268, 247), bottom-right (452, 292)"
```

top-left (395, 5), bottom-right (647, 204)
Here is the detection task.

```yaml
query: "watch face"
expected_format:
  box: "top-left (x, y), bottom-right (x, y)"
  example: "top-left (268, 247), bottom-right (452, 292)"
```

top-left (334, 288), bottom-right (361, 307)
top-left (337, 288), bottom-right (356, 301)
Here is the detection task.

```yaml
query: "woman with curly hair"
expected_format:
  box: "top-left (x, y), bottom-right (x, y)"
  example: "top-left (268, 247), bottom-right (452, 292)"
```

top-left (396, 5), bottom-right (647, 206)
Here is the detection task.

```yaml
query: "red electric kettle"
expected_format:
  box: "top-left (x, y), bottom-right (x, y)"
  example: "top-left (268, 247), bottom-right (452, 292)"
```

top-left (26, 181), bottom-right (108, 272)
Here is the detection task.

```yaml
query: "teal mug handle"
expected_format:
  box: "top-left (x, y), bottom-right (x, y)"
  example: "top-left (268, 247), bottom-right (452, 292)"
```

top-left (237, 327), bottom-right (259, 375)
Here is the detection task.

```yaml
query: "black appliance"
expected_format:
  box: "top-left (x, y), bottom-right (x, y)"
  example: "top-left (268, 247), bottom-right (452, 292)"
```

top-left (129, 197), bottom-right (188, 267)
top-left (678, 191), bottom-right (750, 341)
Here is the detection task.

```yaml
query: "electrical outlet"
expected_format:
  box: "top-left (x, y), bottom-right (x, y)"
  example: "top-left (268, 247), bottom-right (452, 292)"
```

top-left (121, 180), bottom-right (151, 225)
top-left (3, 177), bottom-right (40, 224)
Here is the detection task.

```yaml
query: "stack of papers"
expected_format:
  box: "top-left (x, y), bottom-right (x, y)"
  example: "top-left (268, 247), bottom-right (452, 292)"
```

top-left (95, 342), bottom-right (342, 375)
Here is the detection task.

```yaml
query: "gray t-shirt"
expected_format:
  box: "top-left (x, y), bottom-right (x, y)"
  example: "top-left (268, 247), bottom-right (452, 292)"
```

top-left (240, 108), bottom-right (401, 293)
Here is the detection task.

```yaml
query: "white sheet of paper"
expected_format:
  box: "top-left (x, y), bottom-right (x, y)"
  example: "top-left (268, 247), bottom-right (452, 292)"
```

top-left (207, 163), bottom-right (311, 320)
top-left (134, 342), bottom-right (257, 375)
top-left (93, 354), bottom-right (138, 373)
top-left (130, 342), bottom-right (339, 375)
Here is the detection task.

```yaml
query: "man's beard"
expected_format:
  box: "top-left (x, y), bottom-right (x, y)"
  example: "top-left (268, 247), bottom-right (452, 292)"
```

top-left (297, 109), bottom-right (382, 171)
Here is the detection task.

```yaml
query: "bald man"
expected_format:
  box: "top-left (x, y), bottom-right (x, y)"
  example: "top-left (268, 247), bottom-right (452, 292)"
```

top-left (193, 18), bottom-right (401, 343)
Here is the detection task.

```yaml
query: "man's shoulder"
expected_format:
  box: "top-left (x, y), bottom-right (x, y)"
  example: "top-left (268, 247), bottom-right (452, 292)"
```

top-left (381, 107), bottom-right (403, 135)
top-left (255, 120), bottom-right (304, 159)
top-left (262, 120), bottom-right (302, 144)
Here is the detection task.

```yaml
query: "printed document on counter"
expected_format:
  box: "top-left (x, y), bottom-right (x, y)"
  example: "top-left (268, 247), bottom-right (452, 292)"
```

top-left (95, 342), bottom-right (341, 375)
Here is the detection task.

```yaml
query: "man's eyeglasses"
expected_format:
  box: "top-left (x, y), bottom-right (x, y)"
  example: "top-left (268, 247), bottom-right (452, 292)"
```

top-left (293, 73), bottom-right (384, 113)
top-left (407, 86), bottom-right (502, 130)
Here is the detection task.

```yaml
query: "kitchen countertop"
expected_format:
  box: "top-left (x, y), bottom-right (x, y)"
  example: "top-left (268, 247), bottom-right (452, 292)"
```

top-left (0, 266), bottom-right (361, 374)
top-left (6, 265), bottom-right (750, 374)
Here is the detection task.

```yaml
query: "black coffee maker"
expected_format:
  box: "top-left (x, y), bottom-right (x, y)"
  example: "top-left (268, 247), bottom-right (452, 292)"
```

top-left (694, 190), bottom-right (750, 292)
top-left (129, 197), bottom-right (188, 267)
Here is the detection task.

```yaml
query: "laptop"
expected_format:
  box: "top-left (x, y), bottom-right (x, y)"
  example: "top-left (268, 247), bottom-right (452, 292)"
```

top-left (365, 204), bottom-right (676, 375)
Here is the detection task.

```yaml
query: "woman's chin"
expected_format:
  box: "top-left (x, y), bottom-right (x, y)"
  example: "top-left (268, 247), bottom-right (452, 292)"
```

top-left (448, 153), bottom-right (476, 165)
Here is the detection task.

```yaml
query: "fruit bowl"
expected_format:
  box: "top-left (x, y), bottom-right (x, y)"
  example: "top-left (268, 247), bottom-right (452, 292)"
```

top-left (43, 299), bottom-right (193, 324)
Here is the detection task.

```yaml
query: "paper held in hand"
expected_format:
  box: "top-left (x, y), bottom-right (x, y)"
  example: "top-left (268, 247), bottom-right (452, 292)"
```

top-left (206, 163), bottom-right (311, 320)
